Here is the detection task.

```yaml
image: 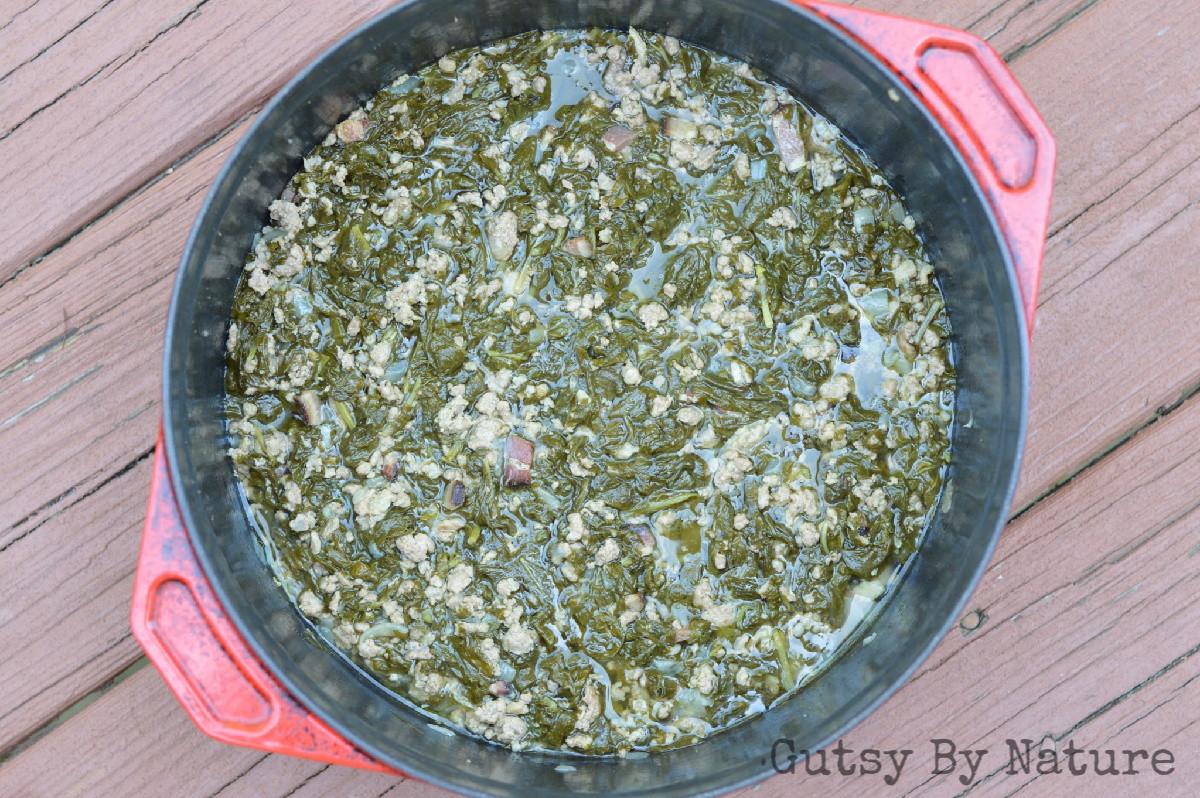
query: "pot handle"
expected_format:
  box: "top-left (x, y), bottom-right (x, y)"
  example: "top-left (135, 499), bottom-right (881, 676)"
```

top-left (130, 428), bottom-right (398, 774)
top-left (805, 1), bottom-right (1055, 337)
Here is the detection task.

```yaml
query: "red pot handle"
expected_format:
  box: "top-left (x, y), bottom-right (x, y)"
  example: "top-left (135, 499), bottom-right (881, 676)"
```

top-left (804, 0), bottom-right (1055, 337)
top-left (130, 428), bottom-right (399, 774)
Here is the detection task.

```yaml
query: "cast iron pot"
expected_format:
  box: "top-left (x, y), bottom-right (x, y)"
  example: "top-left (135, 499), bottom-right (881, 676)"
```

top-left (149, 0), bottom-right (1054, 795)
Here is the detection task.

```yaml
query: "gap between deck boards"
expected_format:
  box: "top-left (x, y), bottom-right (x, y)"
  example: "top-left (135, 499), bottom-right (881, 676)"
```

top-left (0, 108), bottom-right (256, 297)
top-left (1010, 375), bottom-right (1200, 523)
top-left (0, 657), bottom-right (149, 768)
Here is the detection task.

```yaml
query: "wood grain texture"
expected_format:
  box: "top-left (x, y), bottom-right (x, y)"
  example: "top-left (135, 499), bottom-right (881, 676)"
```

top-left (0, 0), bottom-right (1197, 793)
top-left (0, 0), bottom-right (199, 137)
top-left (0, 0), bottom-right (104, 80)
top-left (0, 0), bottom-right (398, 286)
top-left (0, 122), bottom-right (247, 537)
top-left (0, 457), bottom-right (148, 755)
top-left (852, 0), bottom-right (1099, 59)
top-left (0, 668), bottom-right (284, 798)
top-left (1009, 0), bottom-right (1200, 507)
top-left (0, 666), bottom-right (415, 798)
top-left (0, 124), bottom-right (245, 759)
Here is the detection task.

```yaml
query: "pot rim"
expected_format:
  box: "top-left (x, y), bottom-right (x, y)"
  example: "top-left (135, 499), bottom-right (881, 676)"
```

top-left (161, 1), bottom-right (1030, 794)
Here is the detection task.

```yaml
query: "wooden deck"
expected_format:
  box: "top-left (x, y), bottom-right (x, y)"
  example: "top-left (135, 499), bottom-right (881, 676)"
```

top-left (0, 0), bottom-right (1197, 794)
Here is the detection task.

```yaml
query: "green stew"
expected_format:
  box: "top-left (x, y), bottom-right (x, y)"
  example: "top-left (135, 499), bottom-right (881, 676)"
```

top-left (224, 27), bottom-right (954, 755)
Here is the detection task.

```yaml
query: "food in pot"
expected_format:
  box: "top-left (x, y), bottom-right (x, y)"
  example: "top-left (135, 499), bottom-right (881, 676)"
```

top-left (224, 28), bottom-right (954, 754)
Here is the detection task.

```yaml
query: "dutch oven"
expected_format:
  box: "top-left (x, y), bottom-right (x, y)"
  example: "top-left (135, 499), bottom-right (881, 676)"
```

top-left (131, 1), bottom-right (1055, 795)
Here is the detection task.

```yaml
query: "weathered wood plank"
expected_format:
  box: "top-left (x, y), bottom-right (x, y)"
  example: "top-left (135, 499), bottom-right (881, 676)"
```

top-left (0, 665), bottom-right (415, 798)
top-left (852, 0), bottom-right (1100, 59)
top-left (202, 755), bottom-right (329, 798)
top-left (0, 0), bottom-right (202, 138)
top-left (959, 641), bottom-right (1200, 797)
top-left (0, 0), bottom-right (396, 286)
top-left (0, 121), bottom-right (248, 537)
top-left (0, 668), bottom-right (274, 797)
top-left (0, 0), bottom-right (38, 30)
top-left (0, 456), bottom-right (149, 755)
top-left (1010, 0), bottom-right (1200, 506)
top-left (0, 124), bottom-right (245, 759)
top-left (0, 0), bottom-right (104, 81)
top-left (267, 766), bottom-right (407, 798)
top-left (203, 751), bottom-right (411, 798)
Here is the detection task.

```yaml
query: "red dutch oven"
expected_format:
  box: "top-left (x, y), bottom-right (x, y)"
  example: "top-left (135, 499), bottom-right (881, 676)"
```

top-left (132, 1), bottom-right (1055, 795)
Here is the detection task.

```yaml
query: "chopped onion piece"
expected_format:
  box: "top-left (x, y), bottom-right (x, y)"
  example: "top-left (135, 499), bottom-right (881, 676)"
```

top-left (882, 347), bottom-right (912, 376)
top-left (852, 579), bottom-right (887, 600)
top-left (662, 116), bottom-right (698, 140)
top-left (503, 434), bottom-right (535, 487)
top-left (360, 622), bottom-right (408, 642)
top-left (627, 523), bottom-right (656, 549)
top-left (857, 288), bottom-right (890, 322)
top-left (444, 479), bottom-right (466, 508)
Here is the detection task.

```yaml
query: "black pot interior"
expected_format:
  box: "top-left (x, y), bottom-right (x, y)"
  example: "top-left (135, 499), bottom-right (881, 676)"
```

top-left (163, 1), bottom-right (1028, 795)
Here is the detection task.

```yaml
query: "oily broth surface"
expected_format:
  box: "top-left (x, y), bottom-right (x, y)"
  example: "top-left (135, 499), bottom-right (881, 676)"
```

top-left (224, 28), bottom-right (954, 754)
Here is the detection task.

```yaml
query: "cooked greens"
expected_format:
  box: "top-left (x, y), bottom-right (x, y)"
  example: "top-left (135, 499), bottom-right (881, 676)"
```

top-left (224, 28), bottom-right (953, 755)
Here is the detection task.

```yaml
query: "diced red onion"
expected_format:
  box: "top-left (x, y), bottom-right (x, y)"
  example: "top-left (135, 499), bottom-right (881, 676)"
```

top-left (444, 479), bottom-right (466, 509)
top-left (627, 523), bottom-right (656, 549)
